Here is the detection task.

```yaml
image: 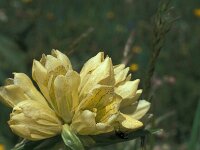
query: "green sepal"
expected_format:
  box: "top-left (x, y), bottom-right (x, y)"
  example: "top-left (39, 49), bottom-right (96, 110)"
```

top-left (61, 124), bottom-right (85, 150)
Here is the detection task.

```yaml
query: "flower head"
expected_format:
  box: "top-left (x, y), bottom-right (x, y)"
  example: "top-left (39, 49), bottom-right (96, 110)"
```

top-left (0, 50), bottom-right (150, 142)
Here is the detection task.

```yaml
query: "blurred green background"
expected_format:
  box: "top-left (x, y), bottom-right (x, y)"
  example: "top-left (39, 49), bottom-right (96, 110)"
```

top-left (0, 0), bottom-right (200, 149)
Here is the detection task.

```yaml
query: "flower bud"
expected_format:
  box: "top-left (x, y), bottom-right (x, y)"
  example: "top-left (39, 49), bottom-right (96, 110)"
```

top-left (9, 100), bottom-right (62, 141)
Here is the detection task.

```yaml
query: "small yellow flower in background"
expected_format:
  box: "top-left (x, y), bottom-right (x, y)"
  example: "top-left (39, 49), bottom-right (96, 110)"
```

top-left (106, 11), bottom-right (115, 20)
top-left (132, 46), bottom-right (142, 54)
top-left (130, 63), bottom-right (139, 72)
top-left (0, 50), bottom-right (150, 146)
top-left (0, 144), bottom-right (5, 150)
top-left (46, 12), bottom-right (55, 21)
top-left (193, 9), bottom-right (200, 17)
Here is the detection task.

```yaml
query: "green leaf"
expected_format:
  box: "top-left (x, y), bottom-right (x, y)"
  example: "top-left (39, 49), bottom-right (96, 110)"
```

top-left (61, 124), bottom-right (85, 150)
top-left (188, 100), bottom-right (200, 150)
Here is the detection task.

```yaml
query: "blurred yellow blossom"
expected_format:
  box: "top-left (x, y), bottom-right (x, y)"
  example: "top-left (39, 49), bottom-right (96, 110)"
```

top-left (194, 9), bottom-right (200, 17)
top-left (132, 46), bottom-right (142, 54)
top-left (0, 145), bottom-right (5, 150)
top-left (106, 11), bottom-right (115, 20)
top-left (46, 12), bottom-right (55, 21)
top-left (130, 63), bottom-right (139, 72)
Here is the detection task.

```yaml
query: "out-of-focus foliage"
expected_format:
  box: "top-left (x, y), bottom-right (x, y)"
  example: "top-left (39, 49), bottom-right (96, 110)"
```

top-left (0, 0), bottom-right (199, 149)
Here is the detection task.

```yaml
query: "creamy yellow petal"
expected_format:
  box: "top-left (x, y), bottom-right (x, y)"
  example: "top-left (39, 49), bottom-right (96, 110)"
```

top-left (79, 52), bottom-right (104, 93)
top-left (113, 64), bottom-right (125, 74)
top-left (96, 94), bottom-right (122, 124)
top-left (71, 110), bottom-right (113, 135)
top-left (114, 64), bottom-right (129, 85)
top-left (32, 60), bottom-right (51, 102)
top-left (79, 84), bottom-right (114, 110)
top-left (0, 85), bottom-right (29, 107)
top-left (44, 55), bottom-right (64, 72)
top-left (80, 52), bottom-right (104, 81)
top-left (54, 70), bottom-right (80, 123)
top-left (120, 89), bottom-right (142, 109)
top-left (32, 60), bottom-right (48, 84)
top-left (13, 73), bottom-right (47, 105)
top-left (9, 100), bottom-right (62, 141)
top-left (120, 102), bottom-right (138, 114)
top-left (115, 79), bottom-right (140, 99)
top-left (116, 113), bottom-right (143, 131)
top-left (130, 100), bottom-right (151, 120)
top-left (52, 49), bottom-right (72, 69)
top-left (79, 57), bottom-right (114, 99)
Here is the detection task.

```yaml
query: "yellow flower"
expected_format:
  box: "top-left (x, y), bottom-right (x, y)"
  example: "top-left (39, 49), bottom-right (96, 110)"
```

top-left (194, 9), bottom-right (200, 17)
top-left (71, 52), bottom-right (150, 134)
top-left (0, 72), bottom-right (62, 140)
top-left (0, 144), bottom-right (5, 150)
top-left (0, 50), bottom-right (150, 141)
top-left (132, 46), bottom-right (142, 54)
top-left (130, 63), bottom-right (139, 72)
top-left (106, 11), bottom-right (115, 20)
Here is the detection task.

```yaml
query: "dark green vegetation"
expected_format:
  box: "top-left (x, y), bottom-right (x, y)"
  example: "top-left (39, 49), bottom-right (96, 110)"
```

top-left (0, 0), bottom-right (200, 149)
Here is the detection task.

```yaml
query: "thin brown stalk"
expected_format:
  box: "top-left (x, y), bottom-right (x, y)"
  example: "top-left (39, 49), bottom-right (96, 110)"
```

top-left (121, 30), bottom-right (135, 65)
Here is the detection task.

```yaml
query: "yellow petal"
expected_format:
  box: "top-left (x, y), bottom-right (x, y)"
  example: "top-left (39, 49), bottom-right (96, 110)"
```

top-left (79, 52), bottom-right (104, 93)
top-left (96, 94), bottom-right (122, 124)
top-left (0, 85), bottom-right (28, 107)
top-left (71, 110), bottom-right (113, 135)
top-left (120, 100), bottom-right (150, 120)
top-left (32, 60), bottom-right (48, 83)
top-left (54, 70), bottom-right (80, 123)
top-left (130, 100), bottom-right (151, 120)
top-left (115, 79), bottom-right (140, 99)
top-left (120, 89), bottom-right (142, 109)
top-left (114, 64), bottom-right (129, 85)
top-left (52, 49), bottom-right (72, 69)
top-left (9, 100), bottom-right (62, 141)
top-left (116, 113), bottom-right (143, 131)
top-left (13, 73), bottom-right (47, 105)
top-left (80, 52), bottom-right (104, 81)
top-left (79, 84), bottom-right (114, 110)
top-left (79, 57), bottom-right (114, 99)
top-left (32, 60), bottom-right (51, 102)
top-left (44, 55), bottom-right (65, 72)
top-left (113, 64), bottom-right (125, 74)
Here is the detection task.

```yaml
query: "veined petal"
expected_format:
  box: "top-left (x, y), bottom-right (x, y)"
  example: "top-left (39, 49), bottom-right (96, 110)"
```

top-left (115, 79), bottom-right (140, 100)
top-left (96, 94), bottom-right (122, 124)
top-left (8, 100), bottom-right (62, 141)
top-left (13, 73), bottom-right (47, 105)
top-left (79, 57), bottom-right (114, 99)
top-left (54, 70), bottom-right (80, 123)
top-left (130, 100), bottom-right (151, 120)
top-left (116, 113), bottom-right (143, 131)
top-left (71, 110), bottom-right (113, 135)
top-left (79, 84), bottom-right (114, 110)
